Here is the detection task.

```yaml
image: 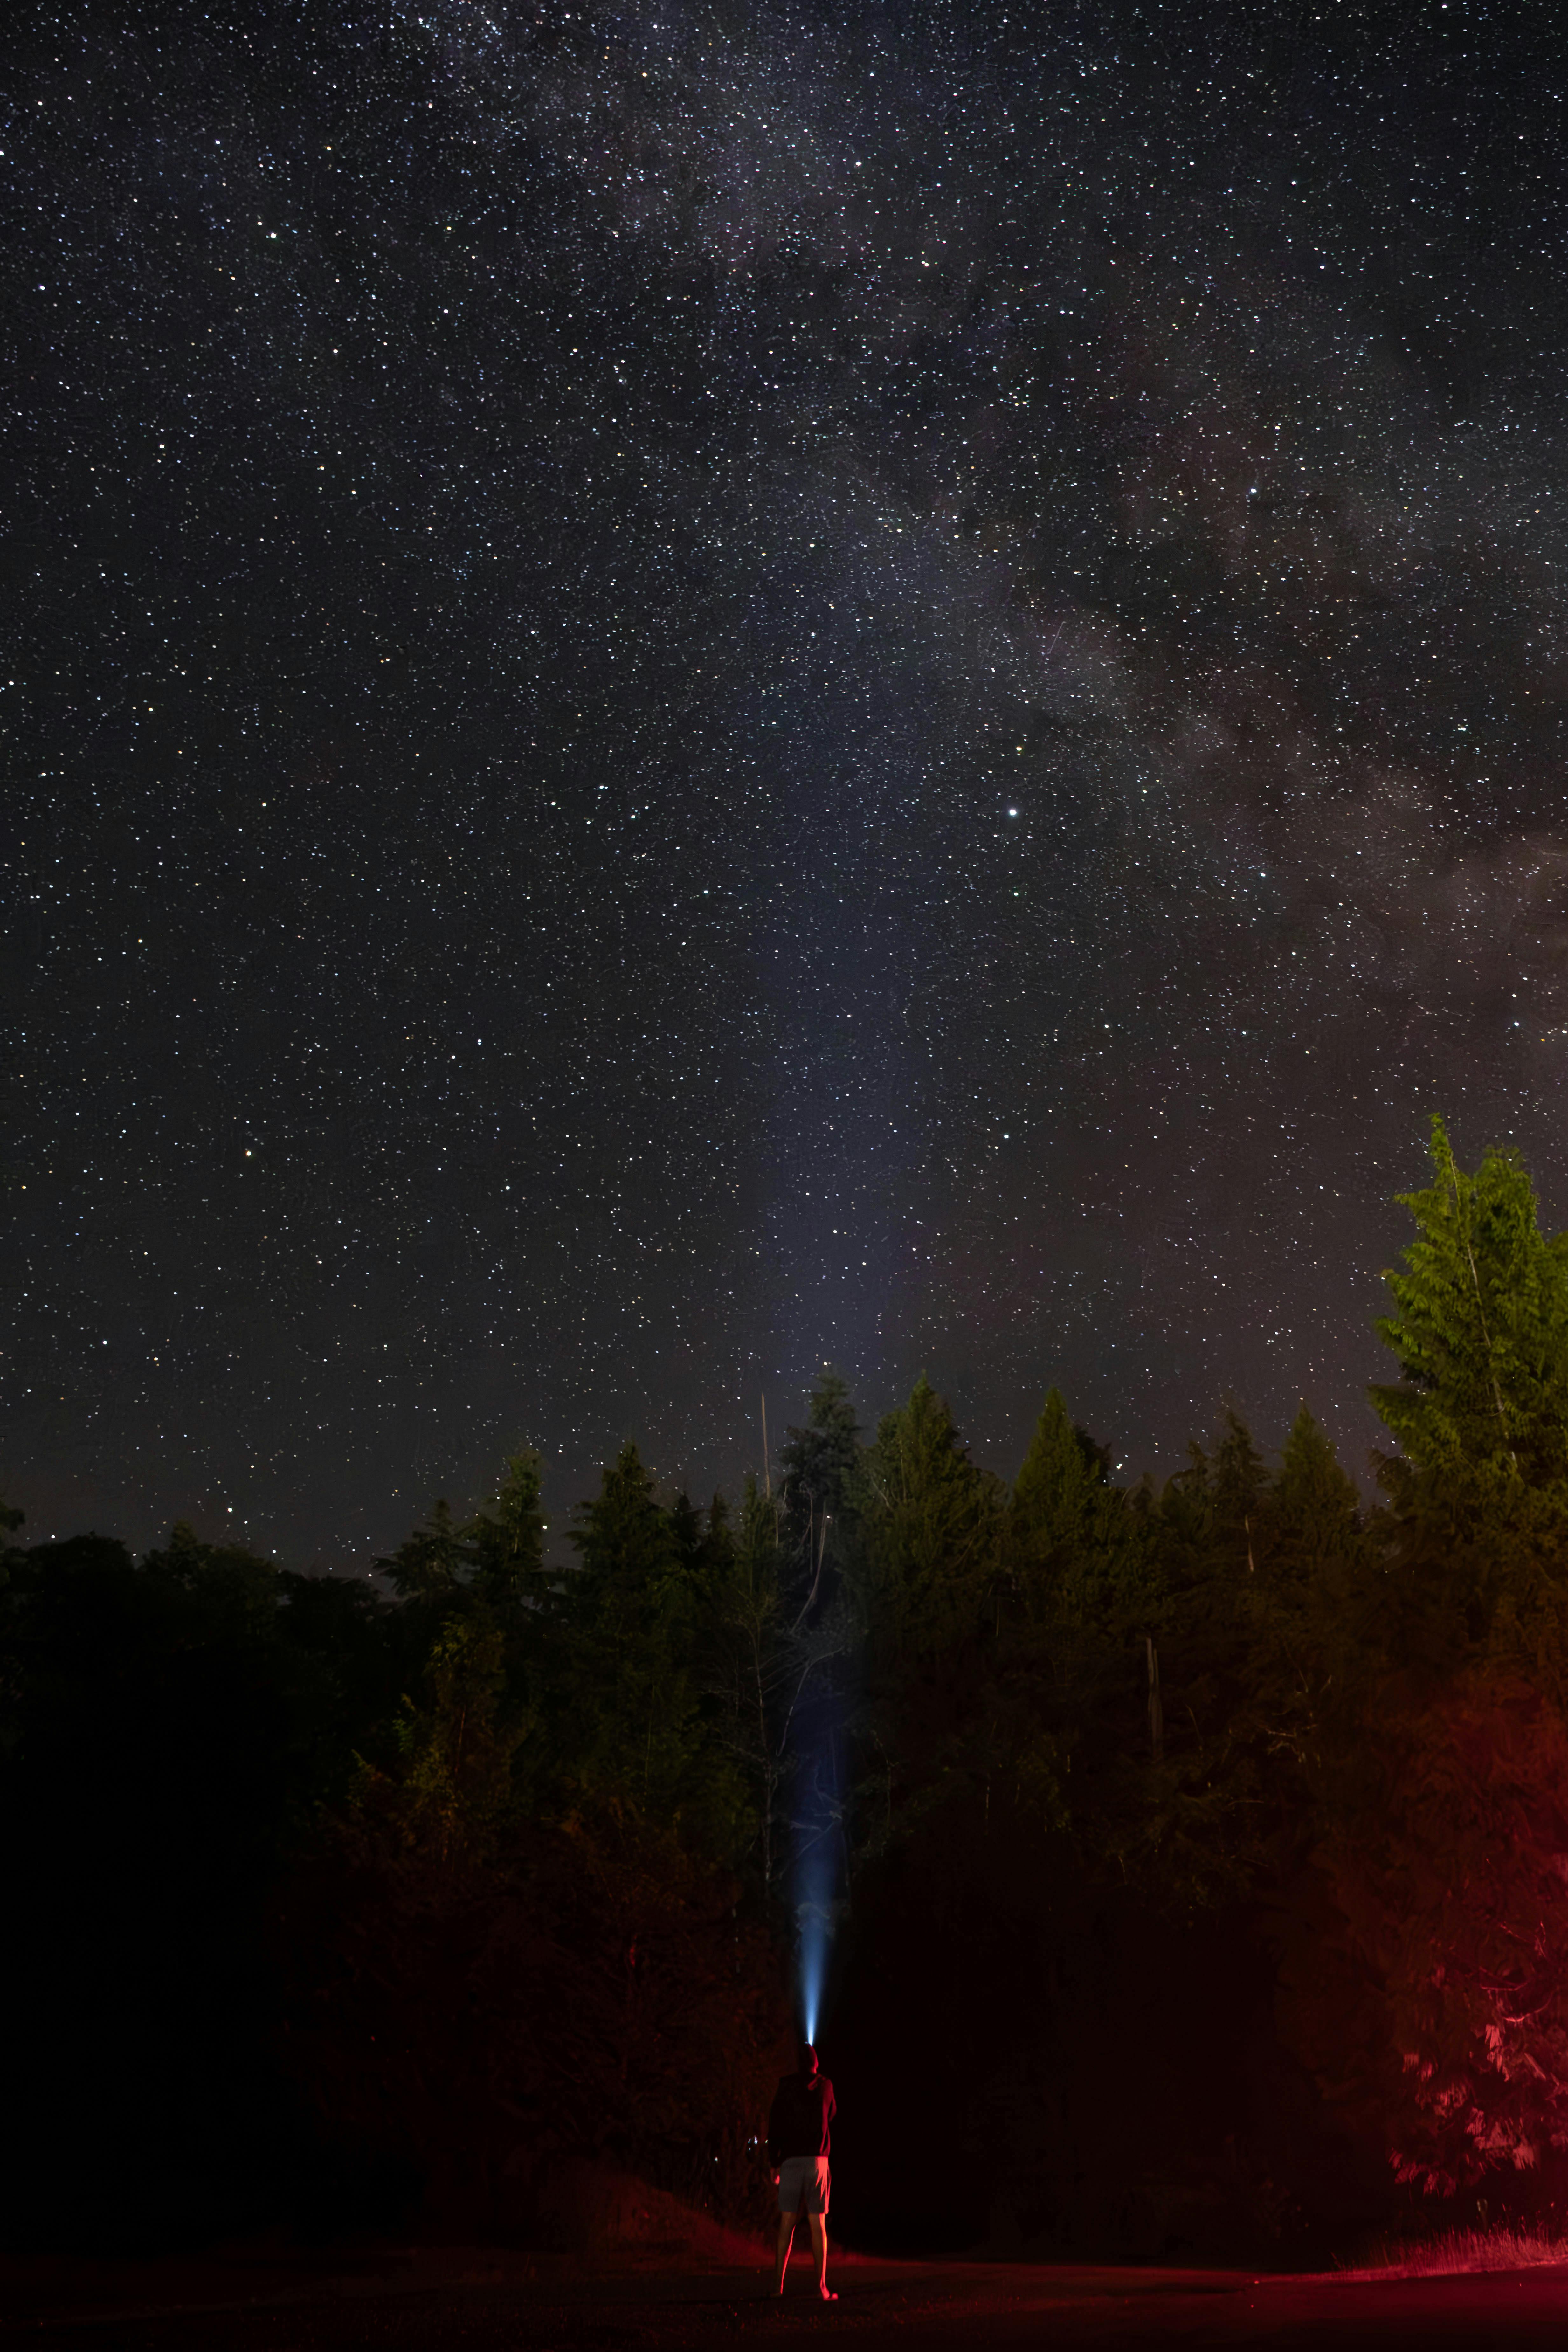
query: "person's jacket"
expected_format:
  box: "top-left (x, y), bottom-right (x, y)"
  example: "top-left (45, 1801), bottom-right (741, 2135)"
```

top-left (767, 2069), bottom-right (836, 2164)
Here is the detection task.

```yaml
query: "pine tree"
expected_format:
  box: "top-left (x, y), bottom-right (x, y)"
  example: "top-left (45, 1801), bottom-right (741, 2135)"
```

top-left (708, 1474), bottom-right (786, 1893)
top-left (780, 1370), bottom-right (861, 1525)
top-left (860, 1376), bottom-right (1001, 1661)
top-left (1232, 1406), bottom-right (1368, 1796)
top-left (393, 1614), bottom-right (522, 1866)
top-left (779, 1368), bottom-right (862, 1616)
top-left (1272, 1405), bottom-right (1362, 1573)
top-left (1007, 1387), bottom-right (1147, 1640)
top-left (1278, 1126), bottom-right (1568, 2196)
top-left (558, 1444), bottom-right (751, 1856)
top-left (1011, 1391), bottom-right (1101, 1588)
top-left (1255, 1406), bottom-right (1365, 1696)
top-left (379, 1497), bottom-right (467, 1603)
top-left (1371, 1114), bottom-right (1568, 1492)
top-left (569, 1441), bottom-right (686, 1614)
top-left (465, 1448), bottom-right (547, 1614)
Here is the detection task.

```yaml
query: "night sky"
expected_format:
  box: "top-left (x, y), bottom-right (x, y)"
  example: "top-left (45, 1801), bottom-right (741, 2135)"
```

top-left (6, 0), bottom-right (1567, 1561)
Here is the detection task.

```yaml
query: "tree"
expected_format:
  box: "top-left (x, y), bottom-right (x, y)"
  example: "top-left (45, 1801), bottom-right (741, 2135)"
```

top-left (379, 1497), bottom-right (468, 1607)
top-left (1277, 1122), bottom-right (1568, 2200)
top-left (1288, 1669), bottom-right (1568, 2194)
top-left (1241, 1405), bottom-right (1367, 1778)
top-left (779, 1369), bottom-right (862, 1620)
top-left (1010, 1390), bottom-right (1109, 1598)
top-left (0, 1522), bottom-right (397, 2247)
top-left (780, 1369), bottom-right (862, 1528)
top-left (1371, 1114), bottom-right (1568, 1494)
top-left (1052, 1414), bottom-right (1278, 1908)
top-left (281, 1442), bottom-right (793, 2237)
top-left (392, 1615), bottom-right (522, 1867)
top-left (548, 1443), bottom-right (750, 1861)
top-left (465, 1449), bottom-right (547, 1616)
top-left (860, 1375), bottom-right (1001, 1664)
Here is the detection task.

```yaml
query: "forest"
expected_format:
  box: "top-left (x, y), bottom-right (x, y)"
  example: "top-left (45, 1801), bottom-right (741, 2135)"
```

top-left (7, 1115), bottom-right (1568, 2262)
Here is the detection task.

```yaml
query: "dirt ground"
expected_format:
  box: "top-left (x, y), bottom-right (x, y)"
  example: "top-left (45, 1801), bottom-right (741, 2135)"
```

top-left (6, 2243), bottom-right (1568, 2349)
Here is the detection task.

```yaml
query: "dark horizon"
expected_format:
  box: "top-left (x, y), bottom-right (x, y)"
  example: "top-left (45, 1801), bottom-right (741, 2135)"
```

top-left (3, 1122), bottom-right (1538, 1564)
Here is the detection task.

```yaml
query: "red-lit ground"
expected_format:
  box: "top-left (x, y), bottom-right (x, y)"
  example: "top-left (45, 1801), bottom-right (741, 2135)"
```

top-left (9, 2246), bottom-right (1568, 2348)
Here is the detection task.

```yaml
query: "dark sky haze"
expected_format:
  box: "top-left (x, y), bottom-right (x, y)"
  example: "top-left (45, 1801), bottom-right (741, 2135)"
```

top-left (6, 0), bottom-right (1568, 1559)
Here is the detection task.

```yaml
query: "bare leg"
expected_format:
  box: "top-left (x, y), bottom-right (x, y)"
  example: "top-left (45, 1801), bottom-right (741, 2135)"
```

top-left (773, 2210), bottom-right (798, 2294)
top-left (808, 2212), bottom-right (834, 2299)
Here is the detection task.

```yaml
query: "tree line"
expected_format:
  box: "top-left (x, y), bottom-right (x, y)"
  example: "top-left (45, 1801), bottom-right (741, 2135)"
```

top-left (5, 1115), bottom-right (1568, 2254)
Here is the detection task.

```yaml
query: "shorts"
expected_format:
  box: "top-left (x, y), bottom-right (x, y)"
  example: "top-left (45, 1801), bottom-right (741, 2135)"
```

top-left (777, 2155), bottom-right (831, 2216)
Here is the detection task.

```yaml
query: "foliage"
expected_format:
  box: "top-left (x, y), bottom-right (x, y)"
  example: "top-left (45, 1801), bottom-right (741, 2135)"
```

top-left (1285, 1118), bottom-right (1568, 2193)
top-left (1372, 1115), bottom-right (1568, 1498)
top-left (274, 1440), bottom-right (789, 2230)
top-left (860, 1374), bottom-right (1002, 1665)
top-left (282, 1787), bottom-right (786, 2233)
top-left (1287, 1671), bottom-right (1568, 2193)
top-left (0, 1525), bottom-right (407, 2247)
top-left (779, 1368), bottom-right (862, 1589)
top-left (15, 1114), bottom-right (1568, 2245)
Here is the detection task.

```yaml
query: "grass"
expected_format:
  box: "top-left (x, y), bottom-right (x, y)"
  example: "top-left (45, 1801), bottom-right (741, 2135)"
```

top-left (1338, 2223), bottom-right (1568, 2279)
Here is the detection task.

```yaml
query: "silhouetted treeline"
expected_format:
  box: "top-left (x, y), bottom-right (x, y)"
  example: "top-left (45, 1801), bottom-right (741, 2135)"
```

top-left (7, 1117), bottom-right (1568, 2257)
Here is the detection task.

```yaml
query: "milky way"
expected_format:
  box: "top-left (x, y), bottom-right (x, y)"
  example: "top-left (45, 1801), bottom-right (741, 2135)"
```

top-left (6, 0), bottom-right (1567, 1557)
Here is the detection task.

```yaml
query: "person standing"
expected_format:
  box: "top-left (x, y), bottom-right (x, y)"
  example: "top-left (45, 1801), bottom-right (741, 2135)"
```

top-left (768, 2041), bottom-right (837, 2300)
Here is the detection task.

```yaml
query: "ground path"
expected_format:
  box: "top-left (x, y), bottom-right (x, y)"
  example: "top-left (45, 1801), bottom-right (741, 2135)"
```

top-left (6, 2246), bottom-right (1568, 2347)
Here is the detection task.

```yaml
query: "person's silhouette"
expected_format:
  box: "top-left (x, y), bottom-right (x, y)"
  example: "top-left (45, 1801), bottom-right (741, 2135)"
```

top-left (768, 2042), bottom-right (837, 2300)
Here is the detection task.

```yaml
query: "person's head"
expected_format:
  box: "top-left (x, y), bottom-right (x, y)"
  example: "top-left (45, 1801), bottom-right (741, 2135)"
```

top-left (798, 2041), bottom-right (819, 2080)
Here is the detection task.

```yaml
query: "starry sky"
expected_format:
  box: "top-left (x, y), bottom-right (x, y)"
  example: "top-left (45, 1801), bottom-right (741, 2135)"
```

top-left (6, 0), bottom-right (1568, 1560)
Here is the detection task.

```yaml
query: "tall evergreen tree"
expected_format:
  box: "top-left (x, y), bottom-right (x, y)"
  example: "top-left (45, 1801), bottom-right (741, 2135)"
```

top-left (562, 1440), bottom-right (690, 1804)
top-left (1010, 1390), bottom-right (1103, 1596)
top-left (465, 1448), bottom-right (547, 1615)
top-left (1282, 1122), bottom-right (1568, 2198)
top-left (707, 1474), bottom-right (787, 1895)
top-left (392, 1615), bottom-right (522, 1866)
top-left (1008, 1388), bottom-right (1148, 1637)
top-left (779, 1368), bottom-right (863, 1616)
top-left (379, 1497), bottom-right (468, 1605)
top-left (1242, 1404), bottom-right (1368, 1773)
top-left (860, 1375), bottom-right (1001, 1663)
top-left (1371, 1114), bottom-right (1568, 1492)
top-left (1272, 1404), bottom-right (1363, 1576)
top-left (780, 1369), bottom-right (861, 1525)
top-left (551, 1444), bottom-right (752, 1860)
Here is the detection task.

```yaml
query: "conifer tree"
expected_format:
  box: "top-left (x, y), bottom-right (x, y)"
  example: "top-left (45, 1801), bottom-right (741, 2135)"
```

top-left (379, 1496), bottom-right (468, 1604)
top-left (465, 1448), bottom-right (547, 1614)
top-left (1280, 1125), bottom-right (1568, 2197)
top-left (1272, 1404), bottom-right (1362, 1574)
top-left (780, 1370), bottom-right (861, 1527)
top-left (393, 1615), bottom-right (522, 1866)
top-left (1010, 1388), bottom-right (1106, 1611)
top-left (569, 1440), bottom-right (686, 1613)
top-left (1005, 1387), bottom-right (1151, 1677)
top-left (559, 1441), bottom-right (688, 1801)
top-left (554, 1444), bottom-right (752, 1857)
top-left (1248, 1405), bottom-right (1367, 1746)
top-left (1371, 1114), bottom-right (1568, 1492)
top-left (707, 1474), bottom-right (788, 1893)
top-left (779, 1368), bottom-right (863, 1617)
top-left (860, 1375), bottom-right (1001, 1662)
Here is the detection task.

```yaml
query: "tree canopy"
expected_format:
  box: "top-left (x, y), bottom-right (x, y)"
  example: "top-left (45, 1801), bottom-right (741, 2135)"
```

top-left (6, 1118), bottom-right (1568, 2251)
